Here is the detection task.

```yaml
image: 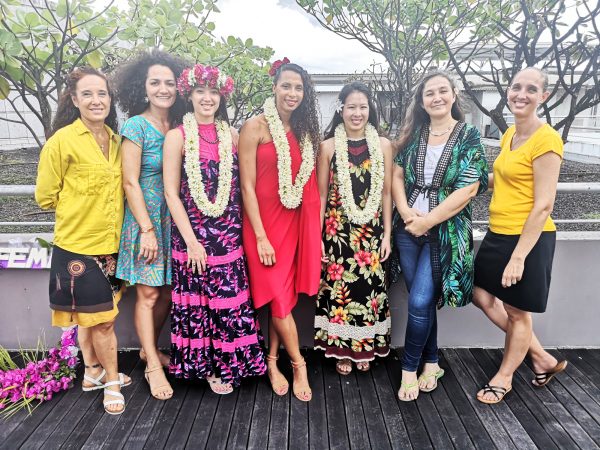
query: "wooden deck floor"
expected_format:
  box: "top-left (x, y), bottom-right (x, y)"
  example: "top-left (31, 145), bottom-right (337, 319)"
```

top-left (1, 348), bottom-right (600, 449)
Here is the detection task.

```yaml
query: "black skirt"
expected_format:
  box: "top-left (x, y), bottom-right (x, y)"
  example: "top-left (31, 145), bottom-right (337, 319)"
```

top-left (49, 246), bottom-right (121, 314)
top-left (474, 230), bottom-right (556, 313)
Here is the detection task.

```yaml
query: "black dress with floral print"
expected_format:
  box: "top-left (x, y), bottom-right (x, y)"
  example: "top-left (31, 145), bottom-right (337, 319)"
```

top-left (314, 139), bottom-right (391, 362)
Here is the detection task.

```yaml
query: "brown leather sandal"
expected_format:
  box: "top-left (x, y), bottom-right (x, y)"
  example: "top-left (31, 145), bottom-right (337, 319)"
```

top-left (266, 354), bottom-right (289, 396)
top-left (291, 358), bottom-right (312, 402)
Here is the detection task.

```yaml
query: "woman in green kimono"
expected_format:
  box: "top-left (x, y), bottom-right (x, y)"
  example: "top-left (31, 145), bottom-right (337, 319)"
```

top-left (392, 71), bottom-right (488, 401)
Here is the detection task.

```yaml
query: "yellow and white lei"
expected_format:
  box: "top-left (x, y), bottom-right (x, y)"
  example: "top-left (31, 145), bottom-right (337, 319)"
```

top-left (334, 123), bottom-right (384, 225)
top-left (183, 113), bottom-right (233, 217)
top-left (263, 97), bottom-right (314, 209)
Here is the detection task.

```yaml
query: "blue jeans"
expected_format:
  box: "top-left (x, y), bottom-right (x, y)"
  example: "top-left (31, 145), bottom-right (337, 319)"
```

top-left (394, 227), bottom-right (439, 372)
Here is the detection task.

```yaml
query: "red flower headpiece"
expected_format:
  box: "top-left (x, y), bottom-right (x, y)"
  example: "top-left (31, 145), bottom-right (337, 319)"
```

top-left (268, 57), bottom-right (291, 77)
top-left (177, 64), bottom-right (235, 98)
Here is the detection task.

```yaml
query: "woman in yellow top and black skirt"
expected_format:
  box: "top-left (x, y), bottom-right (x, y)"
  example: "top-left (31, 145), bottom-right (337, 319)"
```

top-left (35, 67), bottom-right (130, 415)
top-left (473, 67), bottom-right (567, 404)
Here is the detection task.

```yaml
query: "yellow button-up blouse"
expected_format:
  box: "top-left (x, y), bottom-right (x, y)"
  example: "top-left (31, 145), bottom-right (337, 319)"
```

top-left (35, 119), bottom-right (124, 255)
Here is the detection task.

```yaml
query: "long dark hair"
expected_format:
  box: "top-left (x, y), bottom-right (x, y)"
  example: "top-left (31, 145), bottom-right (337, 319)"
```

top-left (112, 49), bottom-right (189, 126)
top-left (396, 71), bottom-right (465, 152)
top-left (323, 81), bottom-right (379, 140)
top-left (272, 63), bottom-right (321, 151)
top-left (51, 67), bottom-right (118, 136)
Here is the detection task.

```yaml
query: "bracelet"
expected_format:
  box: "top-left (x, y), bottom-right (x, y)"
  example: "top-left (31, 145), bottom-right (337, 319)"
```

top-left (140, 225), bottom-right (155, 233)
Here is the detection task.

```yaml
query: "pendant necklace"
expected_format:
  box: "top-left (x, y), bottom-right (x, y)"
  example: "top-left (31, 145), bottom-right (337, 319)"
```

top-left (429, 124), bottom-right (453, 137)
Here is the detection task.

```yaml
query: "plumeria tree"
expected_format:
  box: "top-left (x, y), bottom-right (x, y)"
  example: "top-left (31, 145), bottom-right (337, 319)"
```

top-left (0, 0), bottom-right (273, 147)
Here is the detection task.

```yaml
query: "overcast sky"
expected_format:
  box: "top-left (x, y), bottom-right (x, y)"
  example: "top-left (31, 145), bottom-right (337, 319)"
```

top-left (211, 0), bottom-right (383, 74)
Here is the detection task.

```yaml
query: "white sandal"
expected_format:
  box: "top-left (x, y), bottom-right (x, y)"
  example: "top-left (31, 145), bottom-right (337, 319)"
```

top-left (103, 380), bottom-right (125, 415)
top-left (82, 369), bottom-right (132, 392)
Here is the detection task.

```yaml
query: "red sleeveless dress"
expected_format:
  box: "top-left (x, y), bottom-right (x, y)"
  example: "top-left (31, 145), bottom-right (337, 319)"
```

top-left (242, 131), bottom-right (321, 318)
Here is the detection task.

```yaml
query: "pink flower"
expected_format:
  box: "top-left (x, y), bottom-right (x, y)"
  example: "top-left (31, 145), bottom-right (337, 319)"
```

top-left (371, 297), bottom-right (379, 314)
top-left (325, 217), bottom-right (339, 236)
top-left (354, 250), bottom-right (372, 267)
top-left (327, 263), bottom-right (344, 281)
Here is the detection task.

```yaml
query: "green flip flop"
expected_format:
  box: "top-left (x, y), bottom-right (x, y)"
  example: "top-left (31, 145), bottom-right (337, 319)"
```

top-left (418, 368), bottom-right (445, 393)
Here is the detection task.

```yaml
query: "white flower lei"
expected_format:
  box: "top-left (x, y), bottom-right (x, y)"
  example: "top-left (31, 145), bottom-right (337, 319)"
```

top-left (183, 113), bottom-right (233, 217)
top-left (262, 97), bottom-right (315, 209)
top-left (334, 123), bottom-right (384, 225)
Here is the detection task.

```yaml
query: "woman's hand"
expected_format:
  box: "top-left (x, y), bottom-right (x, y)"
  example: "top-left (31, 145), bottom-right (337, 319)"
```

top-left (400, 207), bottom-right (424, 222)
top-left (501, 256), bottom-right (524, 288)
top-left (257, 236), bottom-right (276, 266)
top-left (321, 241), bottom-right (329, 263)
top-left (380, 235), bottom-right (391, 262)
top-left (139, 230), bottom-right (158, 264)
top-left (187, 240), bottom-right (207, 274)
top-left (404, 216), bottom-right (431, 237)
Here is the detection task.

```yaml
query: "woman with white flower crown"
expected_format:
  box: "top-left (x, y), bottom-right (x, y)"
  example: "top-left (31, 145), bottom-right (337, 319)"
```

top-left (314, 82), bottom-right (393, 375)
top-left (239, 58), bottom-right (321, 402)
top-left (163, 64), bottom-right (266, 394)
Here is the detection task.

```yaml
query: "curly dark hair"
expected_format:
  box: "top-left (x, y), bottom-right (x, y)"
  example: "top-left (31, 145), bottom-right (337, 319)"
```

top-left (273, 63), bottom-right (321, 151)
top-left (51, 67), bottom-right (118, 136)
top-left (112, 49), bottom-right (189, 126)
top-left (323, 81), bottom-right (379, 140)
top-left (396, 70), bottom-right (465, 152)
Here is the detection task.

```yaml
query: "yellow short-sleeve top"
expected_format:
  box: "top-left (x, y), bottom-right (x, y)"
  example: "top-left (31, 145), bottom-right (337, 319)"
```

top-left (489, 123), bottom-right (563, 235)
top-left (35, 119), bottom-right (124, 255)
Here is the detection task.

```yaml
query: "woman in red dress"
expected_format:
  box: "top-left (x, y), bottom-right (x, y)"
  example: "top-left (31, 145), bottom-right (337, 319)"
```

top-left (239, 60), bottom-right (321, 401)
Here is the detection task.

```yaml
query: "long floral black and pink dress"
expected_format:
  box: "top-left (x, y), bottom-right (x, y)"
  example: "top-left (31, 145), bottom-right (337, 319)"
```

top-left (169, 123), bottom-right (266, 386)
top-left (314, 139), bottom-right (391, 362)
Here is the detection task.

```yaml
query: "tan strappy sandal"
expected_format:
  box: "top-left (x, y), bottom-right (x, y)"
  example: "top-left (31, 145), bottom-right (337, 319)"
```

top-left (266, 354), bottom-right (289, 396)
top-left (291, 358), bottom-right (312, 402)
top-left (144, 366), bottom-right (173, 401)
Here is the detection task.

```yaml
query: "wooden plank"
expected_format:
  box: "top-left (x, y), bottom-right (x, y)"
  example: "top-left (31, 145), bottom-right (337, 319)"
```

top-left (442, 349), bottom-right (516, 450)
top-left (185, 386), bottom-right (223, 449)
top-left (288, 383), bottom-right (308, 450)
top-left (143, 380), bottom-right (190, 449)
top-left (19, 378), bottom-right (86, 450)
top-left (268, 383), bottom-right (290, 449)
top-left (469, 349), bottom-right (558, 450)
top-left (487, 349), bottom-right (584, 449)
top-left (370, 354), bottom-right (411, 449)
top-left (355, 368), bottom-right (391, 450)
top-left (307, 351), bottom-right (328, 450)
top-left (51, 350), bottom-right (139, 450)
top-left (384, 354), bottom-right (433, 449)
top-left (84, 359), bottom-right (151, 449)
top-left (163, 382), bottom-right (205, 448)
top-left (560, 349), bottom-right (600, 389)
top-left (0, 410), bottom-right (28, 446)
top-left (226, 378), bottom-right (258, 449)
top-left (454, 349), bottom-right (535, 449)
top-left (246, 377), bottom-right (272, 449)
top-left (535, 361), bottom-right (600, 446)
top-left (428, 377), bottom-right (475, 449)
top-left (205, 387), bottom-right (241, 450)
top-left (438, 352), bottom-right (493, 450)
top-left (339, 370), bottom-right (370, 450)
top-left (322, 357), bottom-right (350, 450)
top-left (547, 349), bottom-right (600, 409)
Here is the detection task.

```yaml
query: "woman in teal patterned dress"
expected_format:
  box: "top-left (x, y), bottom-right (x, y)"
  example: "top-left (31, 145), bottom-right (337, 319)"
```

top-left (392, 71), bottom-right (488, 401)
top-left (314, 82), bottom-right (393, 375)
top-left (113, 50), bottom-right (187, 400)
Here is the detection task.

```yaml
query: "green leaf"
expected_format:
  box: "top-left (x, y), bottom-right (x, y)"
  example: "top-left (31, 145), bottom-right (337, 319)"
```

top-left (226, 35), bottom-right (237, 46)
top-left (89, 25), bottom-right (109, 38)
top-left (86, 50), bottom-right (102, 68)
top-left (0, 75), bottom-right (10, 100)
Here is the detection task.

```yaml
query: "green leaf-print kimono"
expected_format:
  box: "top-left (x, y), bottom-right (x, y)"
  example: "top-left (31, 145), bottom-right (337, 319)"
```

top-left (394, 122), bottom-right (488, 308)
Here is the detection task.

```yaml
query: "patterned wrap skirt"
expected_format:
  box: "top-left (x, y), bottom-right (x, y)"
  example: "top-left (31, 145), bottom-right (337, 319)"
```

top-left (49, 246), bottom-right (123, 327)
top-left (474, 230), bottom-right (556, 313)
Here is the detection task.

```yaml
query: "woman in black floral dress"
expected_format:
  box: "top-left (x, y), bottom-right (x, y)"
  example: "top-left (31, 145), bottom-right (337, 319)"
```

top-left (314, 82), bottom-right (393, 374)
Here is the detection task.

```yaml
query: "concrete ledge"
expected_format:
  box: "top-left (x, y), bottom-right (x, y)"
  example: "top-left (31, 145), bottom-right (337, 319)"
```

top-left (1, 232), bottom-right (599, 349)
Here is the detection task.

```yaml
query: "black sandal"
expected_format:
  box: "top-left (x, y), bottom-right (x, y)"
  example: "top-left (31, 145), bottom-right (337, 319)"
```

top-left (477, 383), bottom-right (512, 404)
top-left (532, 360), bottom-right (567, 387)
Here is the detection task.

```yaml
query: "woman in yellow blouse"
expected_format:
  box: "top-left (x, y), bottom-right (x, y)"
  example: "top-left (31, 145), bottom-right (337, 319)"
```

top-left (473, 67), bottom-right (567, 404)
top-left (35, 67), bottom-right (130, 415)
